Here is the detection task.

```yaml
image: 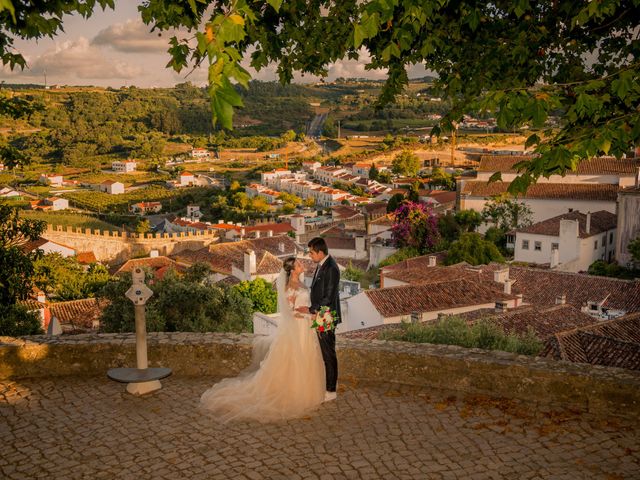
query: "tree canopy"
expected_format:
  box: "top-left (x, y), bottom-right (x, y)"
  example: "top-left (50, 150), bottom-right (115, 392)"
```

top-left (2, 0), bottom-right (639, 191)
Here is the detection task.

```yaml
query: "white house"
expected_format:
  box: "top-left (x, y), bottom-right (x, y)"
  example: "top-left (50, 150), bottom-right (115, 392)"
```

top-left (130, 201), bottom-right (162, 214)
top-left (260, 168), bottom-right (292, 186)
top-left (191, 148), bottom-right (210, 158)
top-left (351, 162), bottom-right (371, 177)
top-left (511, 210), bottom-right (617, 272)
top-left (112, 160), bottom-right (137, 173)
top-left (301, 161), bottom-right (321, 172)
top-left (22, 238), bottom-right (76, 257)
top-left (38, 174), bottom-right (63, 186)
top-left (178, 171), bottom-right (196, 187)
top-left (459, 180), bottom-right (618, 224)
top-left (476, 155), bottom-right (640, 187)
top-left (98, 180), bottom-right (125, 195)
top-left (459, 155), bottom-right (638, 225)
top-left (313, 166), bottom-right (348, 185)
top-left (0, 187), bottom-right (21, 197)
top-left (46, 197), bottom-right (69, 210)
top-left (186, 204), bottom-right (202, 221)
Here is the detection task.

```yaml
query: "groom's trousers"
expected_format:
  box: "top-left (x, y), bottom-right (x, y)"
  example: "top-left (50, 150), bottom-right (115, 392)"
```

top-left (318, 330), bottom-right (338, 392)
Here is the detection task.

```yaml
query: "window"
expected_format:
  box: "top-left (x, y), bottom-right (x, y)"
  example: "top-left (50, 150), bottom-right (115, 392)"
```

top-left (551, 243), bottom-right (559, 250)
top-left (534, 241), bottom-right (542, 251)
top-left (594, 240), bottom-right (598, 250)
top-left (522, 240), bottom-right (529, 250)
top-left (610, 232), bottom-right (614, 244)
top-left (602, 235), bottom-right (607, 247)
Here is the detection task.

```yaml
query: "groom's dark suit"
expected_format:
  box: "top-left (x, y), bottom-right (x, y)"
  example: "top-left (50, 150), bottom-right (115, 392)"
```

top-left (309, 254), bottom-right (341, 392)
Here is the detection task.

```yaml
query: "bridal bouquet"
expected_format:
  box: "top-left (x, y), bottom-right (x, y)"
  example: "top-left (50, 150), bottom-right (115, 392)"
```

top-left (311, 306), bottom-right (337, 333)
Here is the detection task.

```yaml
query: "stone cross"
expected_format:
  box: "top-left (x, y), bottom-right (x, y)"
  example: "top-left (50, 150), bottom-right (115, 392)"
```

top-left (107, 267), bottom-right (171, 395)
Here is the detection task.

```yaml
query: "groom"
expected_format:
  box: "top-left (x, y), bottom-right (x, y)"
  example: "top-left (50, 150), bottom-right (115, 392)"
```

top-left (297, 237), bottom-right (341, 402)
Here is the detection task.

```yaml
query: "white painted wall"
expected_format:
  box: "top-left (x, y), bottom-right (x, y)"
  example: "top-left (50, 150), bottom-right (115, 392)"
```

top-left (462, 196), bottom-right (616, 224)
top-left (514, 223), bottom-right (617, 272)
top-left (476, 171), bottom-right (633, 186)
top-left (39, 241), bottom-right (76, 257)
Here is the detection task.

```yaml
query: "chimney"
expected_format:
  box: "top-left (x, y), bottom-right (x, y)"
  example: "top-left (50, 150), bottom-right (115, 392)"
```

top-left (428, 255), bottom-right (437, 267)
top-left (493, 268), bottom-right (509, 284)
top-left (555, 294), bottom-right (566, 305)
top-left (244, 250), bottom-right (256, 278)
top-left (503, 279), bottom-right (513, 295)
top-left (355, 236), bottom-right (365, 253)
top-left (585, 211), bottom-right (591, 235)
top-left (495, 301), bottom-right (508, 313)
top-left (255, 230), bottom-right (261, 239)
top-left (278, 242), bottom-right (285, 253)
top-left (218, 220), bottom-right (224, 224)
top-left (149, 250), bottom-right (159, 258)
top-left (267, 230), bottom-right (273, 237)
top-left (36, 290), bottom-right (46, 304)
top-left (516, 293), bottom-right (524, 306)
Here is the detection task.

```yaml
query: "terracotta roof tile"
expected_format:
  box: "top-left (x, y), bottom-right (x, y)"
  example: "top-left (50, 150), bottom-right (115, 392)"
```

top-left (49, 298), bottom-right (105, 331)
top-left (76, 251), bottom-right (97, 264)
top-left (365, 279), bottom-right (515, 318)
top-left (324, 237), bottom-right (356, 250)
top-left (478, 155), bottom-right (640, 175)
top-left (113, 256), bottom-right (179, 275)
top-left (516, 210), bottom-right (617, 238)
top-left (462, 181), bottom-right (619, 201)
top-left (543, 313), bottom-right (640, 370)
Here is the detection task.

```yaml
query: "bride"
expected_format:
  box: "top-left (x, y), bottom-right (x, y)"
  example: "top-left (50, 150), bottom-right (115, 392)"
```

top-left (200, 257), bottom-right (326, 422)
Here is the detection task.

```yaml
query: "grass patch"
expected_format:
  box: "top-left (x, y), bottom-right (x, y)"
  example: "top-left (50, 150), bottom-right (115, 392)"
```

top-left (62, 186), bottom-right (212, 213)
top-left (380, 316), bottom-right (544, 356)
top-left (20, 210), bottom-right (121, 232)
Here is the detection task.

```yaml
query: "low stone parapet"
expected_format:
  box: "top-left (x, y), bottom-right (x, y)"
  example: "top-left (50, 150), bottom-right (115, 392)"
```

top-left (1, 333), bottom-right (638, 419)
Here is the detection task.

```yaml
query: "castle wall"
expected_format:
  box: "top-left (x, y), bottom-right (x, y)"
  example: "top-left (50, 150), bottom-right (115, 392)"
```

top-left (43, 225), bottom-right (219, 264)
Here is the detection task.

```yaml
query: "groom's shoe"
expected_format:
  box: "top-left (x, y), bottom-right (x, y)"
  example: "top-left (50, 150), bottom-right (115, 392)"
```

top-left (324, 391), bottom-right (337, 402)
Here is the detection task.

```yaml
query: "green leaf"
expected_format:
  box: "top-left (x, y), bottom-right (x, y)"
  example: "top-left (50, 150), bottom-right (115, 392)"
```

top-left (0, 0), bottom-right (16, 23)
top-left (488, 172), bottom-right (502, 183)
top-left (266, 0), bottom-right (282, 12)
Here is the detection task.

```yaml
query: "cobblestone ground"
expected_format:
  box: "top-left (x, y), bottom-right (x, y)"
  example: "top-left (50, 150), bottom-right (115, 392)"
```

top-left (1, 376), bottom-right (639, 480)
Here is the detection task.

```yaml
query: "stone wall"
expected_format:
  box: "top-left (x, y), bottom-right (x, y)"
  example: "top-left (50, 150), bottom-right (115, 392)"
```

top-left (1, 333), bottom-right (639, 419)
top-left (43, 225), bottom-right (219, 264)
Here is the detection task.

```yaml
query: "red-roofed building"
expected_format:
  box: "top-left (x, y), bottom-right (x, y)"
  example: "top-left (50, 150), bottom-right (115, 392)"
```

top-left (512, 210), bottom-right (618, 271)
top-left (130, 202), bottom-right (162, 214)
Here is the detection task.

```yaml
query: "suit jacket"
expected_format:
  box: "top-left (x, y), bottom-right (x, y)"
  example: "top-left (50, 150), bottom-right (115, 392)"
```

top-left (309, 255), bottom-right (342, 324)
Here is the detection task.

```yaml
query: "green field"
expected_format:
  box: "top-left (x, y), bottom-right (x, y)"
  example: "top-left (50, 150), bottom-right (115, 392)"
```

top-left (20, 210), bottom-right (121, 232)
top-left (62, 186), bottom-right (209, 213)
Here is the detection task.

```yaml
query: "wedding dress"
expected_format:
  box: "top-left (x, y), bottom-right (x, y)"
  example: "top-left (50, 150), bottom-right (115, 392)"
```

top-left (200, 271), bottom-right (326, 422)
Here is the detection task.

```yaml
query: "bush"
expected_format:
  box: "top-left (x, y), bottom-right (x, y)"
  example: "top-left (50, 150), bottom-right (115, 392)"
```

top-left (99, 271), bottom-right (253, 333)
top-left (380, 316), bottom-right (543, 356)
top-left (445, 233), bottom-right (505, 266)
top-left (233, 278), bottom-right (277, 314)
top-left (0, 304), bottom-right (43, 336)
top-left (587, 260), bottom-right (639, 279)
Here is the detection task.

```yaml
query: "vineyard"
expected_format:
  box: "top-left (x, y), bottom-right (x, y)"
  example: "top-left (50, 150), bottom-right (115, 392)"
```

top-left (62, 186), bottom-right (211, 213)
top-left (20, 210), bottom-right (121, 232)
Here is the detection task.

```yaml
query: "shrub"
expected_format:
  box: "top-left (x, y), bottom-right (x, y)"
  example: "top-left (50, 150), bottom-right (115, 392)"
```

top-left (0, 304), bottom-right (43, 336)
top-left (380, 316), bottom-right (543, 356)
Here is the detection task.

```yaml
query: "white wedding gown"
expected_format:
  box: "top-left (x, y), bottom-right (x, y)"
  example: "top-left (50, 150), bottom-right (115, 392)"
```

top-left (200, 280), bottom-right (326, 422)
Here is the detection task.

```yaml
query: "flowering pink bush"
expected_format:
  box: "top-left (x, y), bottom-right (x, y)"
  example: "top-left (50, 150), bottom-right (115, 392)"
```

top-left (391, 201), bottom-right (441, 253)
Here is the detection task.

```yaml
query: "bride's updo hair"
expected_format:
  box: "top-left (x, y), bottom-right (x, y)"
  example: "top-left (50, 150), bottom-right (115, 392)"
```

top-left (283, 257), bottom-right (297, 283)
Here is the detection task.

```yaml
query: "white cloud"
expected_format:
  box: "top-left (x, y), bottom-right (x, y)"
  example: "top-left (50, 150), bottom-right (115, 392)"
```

top-left (92, 19), bottom-right (172, 54)
top-left (3, 37), bottom-right (143, 82)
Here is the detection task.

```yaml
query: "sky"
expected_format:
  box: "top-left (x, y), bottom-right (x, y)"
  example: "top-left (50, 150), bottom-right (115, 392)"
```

top-left (0, 2), bottom-right (429, 88)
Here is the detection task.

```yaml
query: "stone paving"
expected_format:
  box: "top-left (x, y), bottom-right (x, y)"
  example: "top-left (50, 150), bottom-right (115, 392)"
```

top-left (1, 375), bottom-right (638, 480)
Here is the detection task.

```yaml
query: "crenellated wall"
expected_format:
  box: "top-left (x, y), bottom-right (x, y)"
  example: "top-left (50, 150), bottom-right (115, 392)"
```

top-left (1, 333), bottom-right (639, 420)
top-left (43, 225), bottom-right (219, 264)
